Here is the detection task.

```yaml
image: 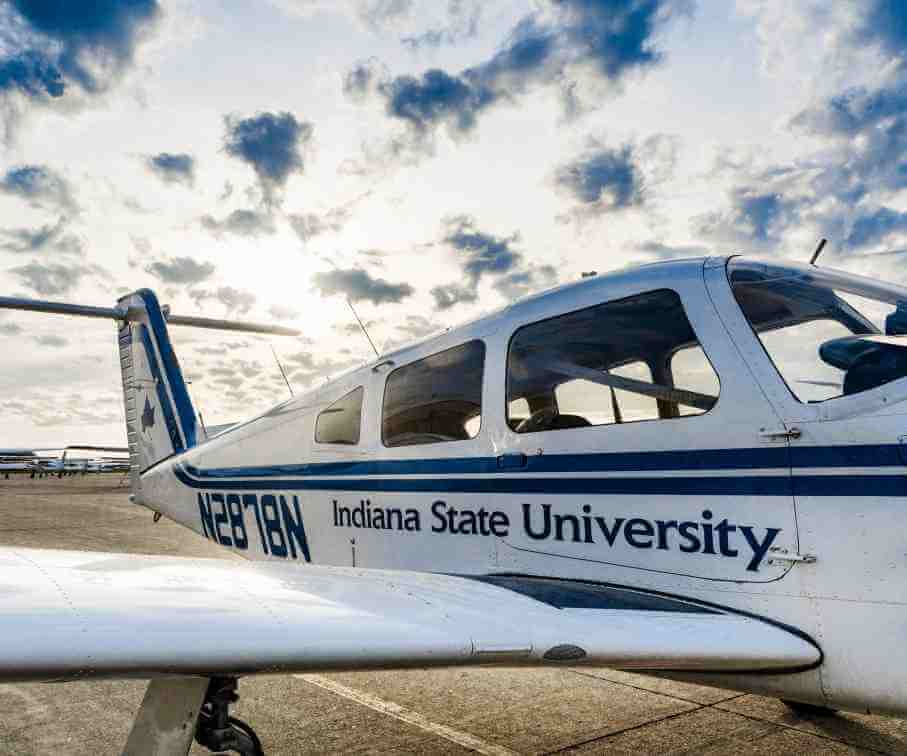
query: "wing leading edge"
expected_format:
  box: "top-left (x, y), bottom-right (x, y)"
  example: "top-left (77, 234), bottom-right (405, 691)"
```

top-left (0, 547), bottom-right (819, 683)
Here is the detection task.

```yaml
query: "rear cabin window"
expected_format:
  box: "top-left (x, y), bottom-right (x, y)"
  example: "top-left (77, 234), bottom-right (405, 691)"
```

top-left (315, 387), bottom-right (363, 445)
top-left (507, 289), bottom-right (719, 433)
top-left (383, 341), bottom-right (485, 447)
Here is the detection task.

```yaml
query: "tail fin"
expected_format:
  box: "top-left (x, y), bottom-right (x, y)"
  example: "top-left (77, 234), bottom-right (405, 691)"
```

top-left (0, 291), bottom-right (300, 492)
top-left (118, 290), bottom-right (198, 479)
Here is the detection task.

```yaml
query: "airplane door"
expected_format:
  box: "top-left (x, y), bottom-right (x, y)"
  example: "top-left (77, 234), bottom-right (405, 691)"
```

top-left (492, 261), bottom-right (800, 585)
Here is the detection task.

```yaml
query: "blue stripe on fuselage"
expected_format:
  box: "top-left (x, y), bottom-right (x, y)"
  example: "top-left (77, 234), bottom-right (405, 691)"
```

top-left (173, 466), bottom-right (907, 498)
top-left (173, 466), bottom-right (794, 495)
top-left (178, 443), bottom-right (905, 481)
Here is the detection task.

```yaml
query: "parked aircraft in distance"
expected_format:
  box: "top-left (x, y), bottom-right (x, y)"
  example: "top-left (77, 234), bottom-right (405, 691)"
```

top-left (0, 446), bottom-right (129, 478)
top-left (1, 255), bottom-right (907, 754)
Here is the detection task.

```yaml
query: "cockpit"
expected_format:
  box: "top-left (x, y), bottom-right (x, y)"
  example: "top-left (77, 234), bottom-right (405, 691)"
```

top-left (728, 259), bottom-right (907, 402)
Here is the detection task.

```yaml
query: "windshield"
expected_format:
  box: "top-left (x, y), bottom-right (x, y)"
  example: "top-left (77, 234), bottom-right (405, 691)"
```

top-left (728, 259), bottom-right (907, 402)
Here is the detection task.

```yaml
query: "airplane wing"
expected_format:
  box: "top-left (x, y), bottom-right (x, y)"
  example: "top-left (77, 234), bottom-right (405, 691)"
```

top-left (0, 547), bottom-right (820, 683)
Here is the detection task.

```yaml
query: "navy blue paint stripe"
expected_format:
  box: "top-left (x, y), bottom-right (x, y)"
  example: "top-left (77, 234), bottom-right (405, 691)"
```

top-left (182, 457), bottom-right (499, 479)
top-left (173, 465), bottom-right (791, 494)
top-left (792, 444), bottom-right (905, 468)
top-left (137, 289), bottom-right (197, 448)
top-left (140, 325), bottom-right (183, 453)
top-left (174, 464), bottom-right (907, 497)
top-left (179, 443), bottom-right (906, 482)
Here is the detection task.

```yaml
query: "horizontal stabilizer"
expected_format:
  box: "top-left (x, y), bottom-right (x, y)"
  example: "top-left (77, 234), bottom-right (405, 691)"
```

top-left (0, 548), bottom-right (821, 683)
top-left (0, 295), bottom-right (300, 336)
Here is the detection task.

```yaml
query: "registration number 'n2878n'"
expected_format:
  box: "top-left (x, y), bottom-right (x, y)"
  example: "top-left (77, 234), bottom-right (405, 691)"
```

top-left (197, 492), bottom-right (311, 561)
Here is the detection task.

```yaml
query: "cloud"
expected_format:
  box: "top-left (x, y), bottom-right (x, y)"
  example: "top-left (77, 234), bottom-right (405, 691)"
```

top-left (223, 112), bottom-right (313, 202)
top-left (845, 207), bottom-right (907, 249)
top-left (0, 0), bottom-right (161, 138)
top-left (851, 0), bottom-right (907, 61)
top-left (791, 81), bottom-right (907, 198)
top-left (395, 314), bottom-right (441, 340)
top-left (693, 187), bottom-right (802, 248)
top-left (0, 50), bottom-right (64, 99)
top-left (190, 286), bottom-right (257, 315)
top-left (637, 241), bottom-right (708, 259)
top-left (282, 349), bottom-right (362, 388)
top-left (268, 304), bottom-right (301, 320)
top-left (270, 0), bottom-right (413, 32)
top-left (357, 0), bottom-right (413, 31)
top-left (554, 142), bottom-right (644, 216)
top-left (793, 83), bottom-right (907, 139)
top-left (428, 216), bottom-right (561, 309)
top-left (0, 217), bottom-right (83, 255)
top-left (7, 260), bottom-right (103, 296)
top-left (492, 264), bottom-right (558, 300)
top-left (383, 313), bottom-right (443, 349)
top-left (145, 152), bottom-right (195, 187)
top-left (0, 165), bottom-right (77, 214)
top-left (349, 0), bottom-right (688, 149)
top-left (288, 192), bottom-right (371, 243)
top-left (312, 267), bottom-right (414, 305)
top-left (289, 212), bottom-right (345, 243)
top-left (699, 2), bottom-right (907, 258)
top-left (200, 209), bottom-right (276, 238)
top-left (401, 0), bottom-right (482, 51)
top-left (430, 282), bottom-right (478, 310)
top-left (342, 58), bottom-right (388, 103)
top-left (145, 256), bottom-right (215, 285)
top-left (6, 0), bottom-right (162, 93)
top-left (442, 215), bottom-right (522, 284)
top-left (378, 67), bottom-right (496, 139)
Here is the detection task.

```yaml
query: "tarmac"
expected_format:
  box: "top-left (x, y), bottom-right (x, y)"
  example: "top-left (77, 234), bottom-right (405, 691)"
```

top-left (1, 476), bottom-right (906, 755)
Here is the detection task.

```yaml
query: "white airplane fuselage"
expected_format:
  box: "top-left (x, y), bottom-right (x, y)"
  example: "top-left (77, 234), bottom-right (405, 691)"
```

top-left (136, 257), bottom-right (907, 717)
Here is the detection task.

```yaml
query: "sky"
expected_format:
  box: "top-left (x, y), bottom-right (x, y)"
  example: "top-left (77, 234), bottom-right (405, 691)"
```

top-left (0, 0), bottom-right (906, 447)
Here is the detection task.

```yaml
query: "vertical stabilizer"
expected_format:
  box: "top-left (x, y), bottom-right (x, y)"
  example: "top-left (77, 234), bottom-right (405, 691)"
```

top-left (0, 289), bottom-right (300, 496)
top-left (118, 290), bottom-right (198, 487)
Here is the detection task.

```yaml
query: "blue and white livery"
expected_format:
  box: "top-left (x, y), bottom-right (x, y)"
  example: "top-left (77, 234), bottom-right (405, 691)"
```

top-left (2, 255), bottom-right (907, 754)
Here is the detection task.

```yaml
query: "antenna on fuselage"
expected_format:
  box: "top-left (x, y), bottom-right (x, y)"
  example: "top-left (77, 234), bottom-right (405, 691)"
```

top-left (809, 238), bottom-right (828, 266)
top-left (347, 299), bottom-right (379, 358)
top-left (271, 345), bottom-right (294, 397)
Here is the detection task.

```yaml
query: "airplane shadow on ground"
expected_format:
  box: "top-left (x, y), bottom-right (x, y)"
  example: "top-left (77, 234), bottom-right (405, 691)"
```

top-left (782, 708), bottom-right (907, 754)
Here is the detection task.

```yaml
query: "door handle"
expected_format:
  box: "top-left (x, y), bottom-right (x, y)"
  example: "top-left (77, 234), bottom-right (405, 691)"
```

top-left (759, 427), bottom-right (802, 441)
top-left (497, 452), bottom-right (528, 469)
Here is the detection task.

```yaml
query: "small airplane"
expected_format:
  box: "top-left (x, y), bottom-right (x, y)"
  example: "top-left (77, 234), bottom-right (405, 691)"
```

top-left (1, 254), bottom-right (907, 755)
top-left (0, 446), bottom-right (129, 477)
top-left (0, 455), bottom-right (37, 476)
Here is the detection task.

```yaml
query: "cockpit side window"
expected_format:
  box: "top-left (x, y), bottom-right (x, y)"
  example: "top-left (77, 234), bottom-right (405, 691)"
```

top-left (506, 289), bottom-right (719, 434)
top-left (382, 340), bottom-right (485, 447)
top-left (315, 387), bottom-right (363, 445)
top-left (728, 259), bottom-right (907, 402)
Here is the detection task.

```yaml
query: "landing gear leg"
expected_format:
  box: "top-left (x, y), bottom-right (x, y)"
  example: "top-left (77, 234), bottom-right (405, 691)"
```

top-left (123, 676), bottom-right (209, 756)
top-left (195, 677), bottom-right (264, 756)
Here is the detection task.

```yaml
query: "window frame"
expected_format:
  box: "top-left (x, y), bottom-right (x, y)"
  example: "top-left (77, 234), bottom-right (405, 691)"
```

top-left (381, 339), bottom-right (486, 448)
top-left (505, 288), bottom-right (721, 434)
top-left (314, 386), bottom-right (364, 446)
